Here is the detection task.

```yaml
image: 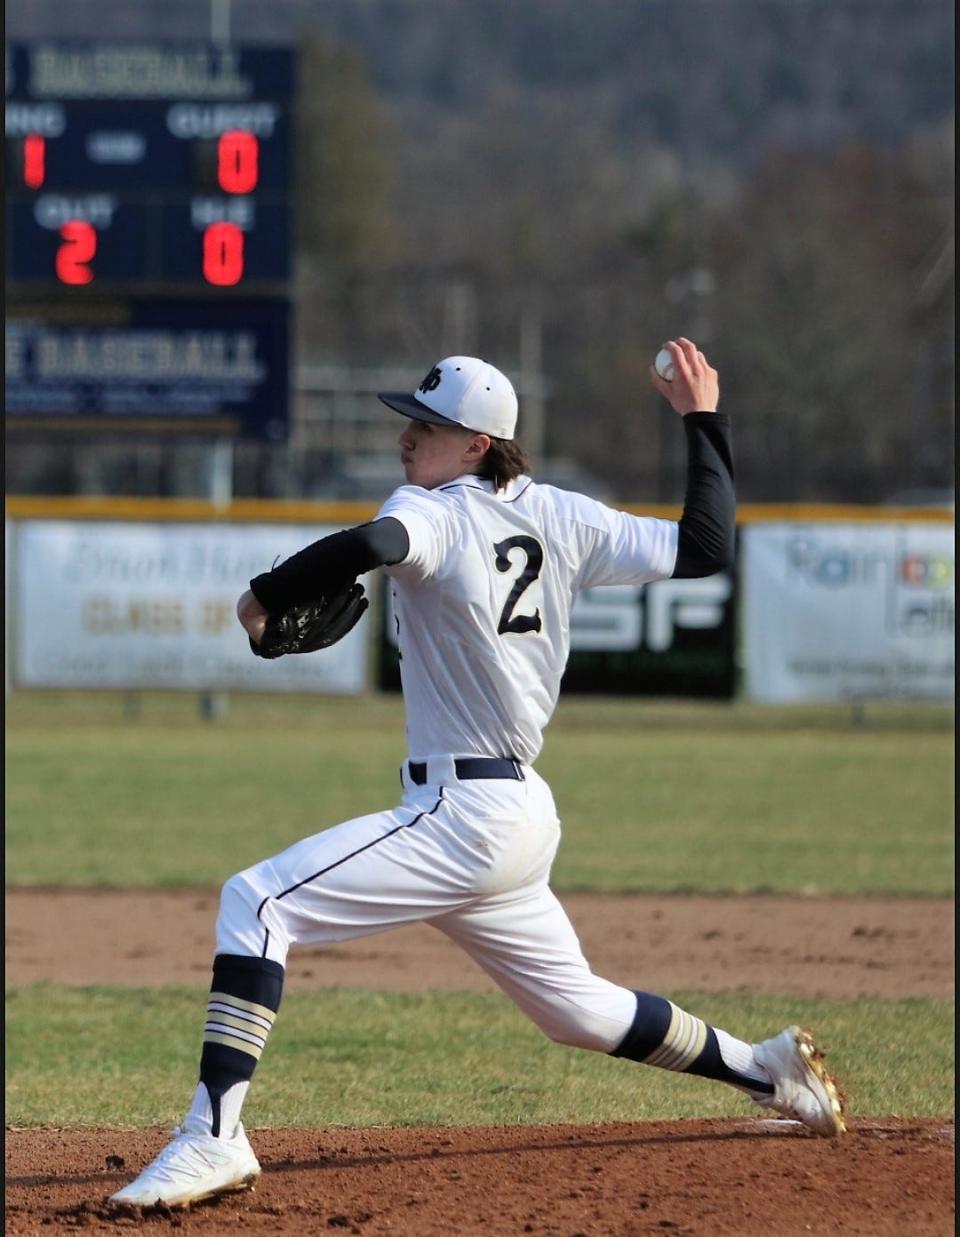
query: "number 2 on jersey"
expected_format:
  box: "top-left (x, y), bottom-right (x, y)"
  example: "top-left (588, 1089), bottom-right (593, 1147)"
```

top-left (494, 536), bottom-right (544, 635)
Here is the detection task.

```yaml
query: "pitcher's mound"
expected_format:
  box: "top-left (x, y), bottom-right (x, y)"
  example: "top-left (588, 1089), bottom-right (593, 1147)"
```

top-left (5, 1117), bottom-right (954, 1235)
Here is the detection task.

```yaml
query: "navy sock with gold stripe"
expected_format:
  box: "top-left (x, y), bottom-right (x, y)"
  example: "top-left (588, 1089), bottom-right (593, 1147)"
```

top-left (199, 954), bottom-right (284, 1136)
top-left (611, 991), bottom-right (774, 1095)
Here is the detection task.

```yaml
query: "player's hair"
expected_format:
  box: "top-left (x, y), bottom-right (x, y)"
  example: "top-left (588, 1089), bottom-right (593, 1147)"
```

top-left (475, 437), bottom-right (531, 491)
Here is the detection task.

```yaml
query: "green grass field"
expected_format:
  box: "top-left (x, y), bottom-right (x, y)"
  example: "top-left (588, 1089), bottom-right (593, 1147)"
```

top-left (5, 692), bottom-right (954, 893)
top-left (5, 691), bottom-right (954, 1126)
top-left (6, 986), bottom-right (953, 1127)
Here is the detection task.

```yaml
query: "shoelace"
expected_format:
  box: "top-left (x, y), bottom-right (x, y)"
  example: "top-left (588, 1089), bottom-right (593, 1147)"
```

top-left (147, 1127), bottom-right (235, 1182)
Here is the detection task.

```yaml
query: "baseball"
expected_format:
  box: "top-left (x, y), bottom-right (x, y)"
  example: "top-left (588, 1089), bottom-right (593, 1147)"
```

top-left (654, 347), bottom-right (675, 382)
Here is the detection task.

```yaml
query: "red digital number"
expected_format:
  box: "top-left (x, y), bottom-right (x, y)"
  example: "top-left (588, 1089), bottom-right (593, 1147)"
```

top-left (217, 130), bottom-right (259, 194)
top-left (56, 220), bottom-right (97, 285)
top-left (24, 134), bottom-right (46, 189)
top-left (203, 221), bottom-right (244, 285)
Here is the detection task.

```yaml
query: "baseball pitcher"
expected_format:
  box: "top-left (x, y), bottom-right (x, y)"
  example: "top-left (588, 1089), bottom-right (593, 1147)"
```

top-left (112, 339), bottom-right (845, 1210)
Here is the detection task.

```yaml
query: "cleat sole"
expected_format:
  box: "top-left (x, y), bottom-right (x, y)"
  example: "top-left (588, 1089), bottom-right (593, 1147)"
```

top-left (796, 1027), bottom-right (846, 1136)
top-left (110, 1170), bottom-right (260, 1212)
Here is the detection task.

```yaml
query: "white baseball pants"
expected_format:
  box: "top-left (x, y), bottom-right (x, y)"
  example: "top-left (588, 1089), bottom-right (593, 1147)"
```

top-left (216, 759), bottom-right (637, 1053)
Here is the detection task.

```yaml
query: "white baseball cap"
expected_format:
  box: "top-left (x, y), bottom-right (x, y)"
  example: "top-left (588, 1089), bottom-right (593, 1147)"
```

top-left (378, 355), bottom-right (518, 440)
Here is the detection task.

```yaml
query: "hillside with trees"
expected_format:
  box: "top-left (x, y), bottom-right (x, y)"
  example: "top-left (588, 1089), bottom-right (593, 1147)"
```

top-left (6, 0), bottom-right (954, 501)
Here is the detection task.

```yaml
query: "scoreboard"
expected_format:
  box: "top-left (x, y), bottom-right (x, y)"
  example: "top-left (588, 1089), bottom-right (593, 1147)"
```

top-left (6, 42), bottom-right (293, 440)
top-left (5, 42), bottom-right (293, 289)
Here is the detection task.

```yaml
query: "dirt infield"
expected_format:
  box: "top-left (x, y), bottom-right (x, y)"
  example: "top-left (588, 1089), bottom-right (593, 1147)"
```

top-left (5, 889), bottom-right (955, 1234)
top-left (5, 1118), bottom-right (954, 1236)
top-left (6, 889), bottom-right (954, 998)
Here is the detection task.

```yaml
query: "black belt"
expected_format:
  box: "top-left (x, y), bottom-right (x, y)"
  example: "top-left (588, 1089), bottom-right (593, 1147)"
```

top-left (407, 757), bottom-right (523, 786)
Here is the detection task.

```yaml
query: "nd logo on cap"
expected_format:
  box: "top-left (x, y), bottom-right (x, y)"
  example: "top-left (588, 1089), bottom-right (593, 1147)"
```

top-left (379, 356), bottom-right (518, 440)
top-left (419, 366), bottom-right (443, 394)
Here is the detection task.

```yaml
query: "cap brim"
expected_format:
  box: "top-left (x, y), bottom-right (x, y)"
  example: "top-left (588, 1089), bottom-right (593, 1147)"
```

top-left (377, 392), bottom-right (462, 427)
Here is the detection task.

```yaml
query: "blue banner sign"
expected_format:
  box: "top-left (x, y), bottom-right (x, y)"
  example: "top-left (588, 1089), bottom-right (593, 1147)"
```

top-left (6, 299), bottom-right (289, 440)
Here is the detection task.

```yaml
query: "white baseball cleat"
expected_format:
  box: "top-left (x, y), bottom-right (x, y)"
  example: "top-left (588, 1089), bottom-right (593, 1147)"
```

top-left (109, 1120), bottom-right (261, 1209)
top-left (751, 1025), bottom-right (846, 1137)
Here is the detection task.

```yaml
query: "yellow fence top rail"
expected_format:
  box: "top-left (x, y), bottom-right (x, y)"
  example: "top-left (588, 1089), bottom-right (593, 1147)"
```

top-left (4, 495), bottom-right (954, 525)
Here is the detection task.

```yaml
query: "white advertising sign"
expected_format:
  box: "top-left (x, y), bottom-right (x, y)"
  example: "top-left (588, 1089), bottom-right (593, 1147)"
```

top-left (13, 521), bottom-right (369, 693)
top-left (743, 522), bottom-right (954, 702)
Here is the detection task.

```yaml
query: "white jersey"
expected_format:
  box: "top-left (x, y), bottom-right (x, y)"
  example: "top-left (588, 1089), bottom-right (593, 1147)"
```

top-left (376, 473), bottom-right (678, 765)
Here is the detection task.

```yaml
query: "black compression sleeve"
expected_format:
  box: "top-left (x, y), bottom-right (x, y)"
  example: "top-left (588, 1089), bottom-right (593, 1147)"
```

top-left (249, 517), bottom-right (410, 612)
top-left (672, 412), bottom-right (736, 579)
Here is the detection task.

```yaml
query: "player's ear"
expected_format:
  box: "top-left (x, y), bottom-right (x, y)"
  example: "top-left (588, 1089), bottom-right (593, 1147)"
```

top-left (465, 432), bottom-right (491, 460)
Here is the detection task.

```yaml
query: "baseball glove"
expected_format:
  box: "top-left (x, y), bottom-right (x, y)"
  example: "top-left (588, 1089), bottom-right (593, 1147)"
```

top-left (252, 582), bottom-right (368, 659)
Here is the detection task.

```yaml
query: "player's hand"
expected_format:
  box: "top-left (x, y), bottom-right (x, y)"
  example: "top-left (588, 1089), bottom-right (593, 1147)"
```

top-left (237, 588), bottom-right (269, 645)
top-left (649, 338), bottom-right (719, 416)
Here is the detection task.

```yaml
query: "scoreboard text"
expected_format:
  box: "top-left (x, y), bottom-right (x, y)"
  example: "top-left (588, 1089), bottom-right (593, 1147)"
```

top-left (5, 43), bottom-right (293, 288)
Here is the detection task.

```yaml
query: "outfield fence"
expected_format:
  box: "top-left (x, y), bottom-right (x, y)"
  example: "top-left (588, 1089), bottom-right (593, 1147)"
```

top-left (5, 497), bottom-right (954, 703)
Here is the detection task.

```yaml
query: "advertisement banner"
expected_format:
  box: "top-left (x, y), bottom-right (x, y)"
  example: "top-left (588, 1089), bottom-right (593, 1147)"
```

top-left (379, 571), bottom-right (736, 697)
top-left (742, 522), bottom-right (954, 701)
top-left (12, 521), bottom-right (368, 693)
